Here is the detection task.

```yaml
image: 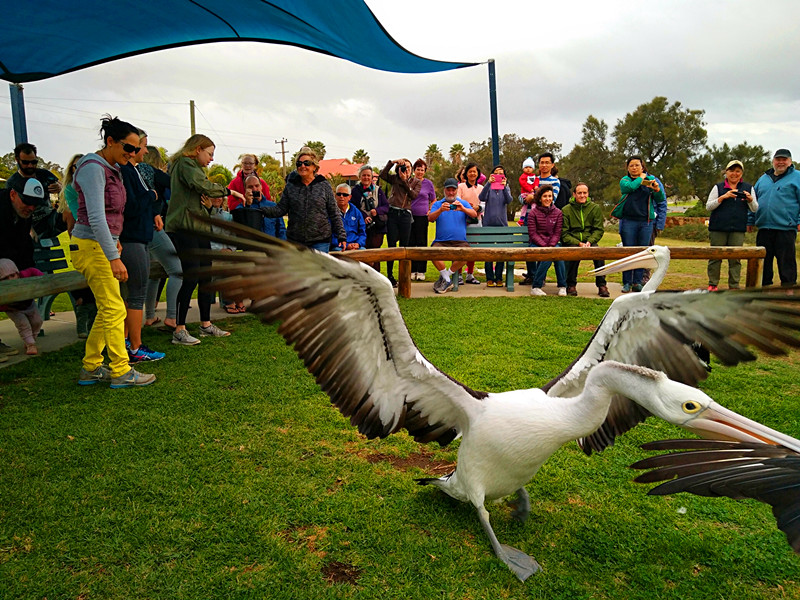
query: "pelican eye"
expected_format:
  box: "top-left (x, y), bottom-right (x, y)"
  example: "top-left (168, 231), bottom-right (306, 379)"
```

top-left (682, 401), bottom-right (702, 414)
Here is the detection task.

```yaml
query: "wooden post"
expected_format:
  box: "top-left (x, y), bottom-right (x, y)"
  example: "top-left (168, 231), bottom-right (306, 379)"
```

top-left (746, 258), bottom-right (763, 289)
top-left (398, 259), bottom-right (412, 299)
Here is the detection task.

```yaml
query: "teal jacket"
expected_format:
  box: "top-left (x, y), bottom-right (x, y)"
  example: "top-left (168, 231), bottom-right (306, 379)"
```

top-left (752, 165), bottom-right (800, 231)
top-left (561, 197), bottom-right (605, 246)
top-left (612, 175), bottom-right (665, 221)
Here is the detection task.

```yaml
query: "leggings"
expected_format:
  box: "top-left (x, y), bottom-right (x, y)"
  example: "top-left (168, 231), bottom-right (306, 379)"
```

top-left (409, 214), bottom-right (429, 273)
top-left (168, 231), bottom-right (213, 326)
top-left (145, 229), bottom-right (182, 320)
top-left (386, 209), bottom-right (412, 280)
top-left (120, 241), bottom-right (149, 310)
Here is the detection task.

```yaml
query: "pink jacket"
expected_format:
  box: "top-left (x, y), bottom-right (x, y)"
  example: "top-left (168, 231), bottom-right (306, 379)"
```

top-left (527, 203), bottom-right (563, 247)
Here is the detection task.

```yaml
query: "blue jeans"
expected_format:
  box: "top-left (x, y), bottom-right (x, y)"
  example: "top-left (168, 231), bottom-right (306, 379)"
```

top-left (484, 262), bottom-right (505, 282)
top-left (618, 219), bottom-right (655, 285)
top-left (308, 241), bottom-right (331, 253)
top-left (530, 242), bottom-right (566, 288)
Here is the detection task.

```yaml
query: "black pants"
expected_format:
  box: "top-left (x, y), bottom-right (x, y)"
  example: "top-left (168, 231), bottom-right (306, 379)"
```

top-left (409, 214), bottom-right (429, 273)
top-left (168, 231), bottom-right (214, 325)
top-left (386, 208), bottom-right (412, 281)
top-left (757, 228), bottom-right (797, 286)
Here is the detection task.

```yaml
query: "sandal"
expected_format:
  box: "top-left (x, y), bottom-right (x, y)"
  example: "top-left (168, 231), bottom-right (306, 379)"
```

top-left (145, 317), bottom-right (161, 326)
top-left (224, 305), bottom-right (239, 314)
top-left (236, 305), bottom-right (247, 313)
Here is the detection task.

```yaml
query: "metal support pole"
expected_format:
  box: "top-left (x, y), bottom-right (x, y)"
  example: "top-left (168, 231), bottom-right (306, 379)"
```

top-left (189, 100), bottom-right (196, 136)
top-left (9, 83), bottom-right (28, 145)
top-left (487, 59), bottom-right (499, 166)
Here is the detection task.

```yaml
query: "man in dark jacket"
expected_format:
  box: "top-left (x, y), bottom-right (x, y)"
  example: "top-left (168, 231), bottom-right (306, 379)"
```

top-left (560, 183), bottom-right (609, 297)
top-left (0, 177), bottom-right (49, 358)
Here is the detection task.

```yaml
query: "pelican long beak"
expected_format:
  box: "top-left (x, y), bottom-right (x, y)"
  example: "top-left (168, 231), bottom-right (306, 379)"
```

top-left (588, 248), bottom-right (660, 277)
top-left (683, 401), bottom-right (800, 453)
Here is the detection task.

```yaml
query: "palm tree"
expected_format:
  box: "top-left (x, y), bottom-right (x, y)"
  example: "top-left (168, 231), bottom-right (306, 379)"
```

top-left (425, 143), bottom-right (444, 165)
top-left (449, 143), bottom-right (465, 166)
top-left (352, 148), bottom-right (370, 164)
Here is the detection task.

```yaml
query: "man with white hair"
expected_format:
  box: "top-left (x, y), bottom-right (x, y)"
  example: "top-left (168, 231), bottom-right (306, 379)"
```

top-left (331, 184), bottom-right (366, 251)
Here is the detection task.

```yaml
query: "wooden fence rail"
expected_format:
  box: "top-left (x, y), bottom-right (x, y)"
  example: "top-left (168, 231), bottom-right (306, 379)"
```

top-left (0, 246), bottom-right (765, 305)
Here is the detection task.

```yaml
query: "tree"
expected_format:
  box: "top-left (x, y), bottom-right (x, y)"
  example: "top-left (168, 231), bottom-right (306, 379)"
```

top-left (425, 144), bottom-right (444, 166)
top-left (561, 116), bottom-right (621, 208)
top-left (0, 152), bottom-right (63, 182)
top-left (449, 143), bottom-right (465, 166)
top-left (352, 149), bottom-right (369, 164)
top-left (612, 96), bottom-right (707, 198)
top-left (207, 164), bottom-right (233, 186)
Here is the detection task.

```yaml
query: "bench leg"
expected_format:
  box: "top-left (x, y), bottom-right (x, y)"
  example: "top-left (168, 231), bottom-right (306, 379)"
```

top-left (506, 261), bottom-right (515, 291)
top-left (745, 257), bottom-right (763, 288)
top-left (452, 267), bottom-right (461, 291)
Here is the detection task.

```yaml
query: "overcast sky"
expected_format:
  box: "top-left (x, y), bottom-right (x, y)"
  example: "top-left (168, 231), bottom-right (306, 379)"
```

top-left (1, 0), bottom-right (798, 173)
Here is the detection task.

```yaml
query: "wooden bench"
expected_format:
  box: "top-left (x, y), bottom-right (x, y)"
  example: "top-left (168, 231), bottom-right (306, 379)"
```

top-left (33, 237), bottom-right (79, 323)
top-left (453, 226), bottom-right (529, 291)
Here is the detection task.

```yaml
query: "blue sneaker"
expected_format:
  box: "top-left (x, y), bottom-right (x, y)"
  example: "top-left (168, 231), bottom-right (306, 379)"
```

top-left (129, 344), bottom-right (165, 362)
top-left (621, 283), bottom-right (632, 293)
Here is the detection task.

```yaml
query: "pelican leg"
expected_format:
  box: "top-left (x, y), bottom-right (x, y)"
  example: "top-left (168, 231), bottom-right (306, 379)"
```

top-left (476, 504), bottom-right (541, 581)
top-left (509, 487), bottom-right (531, 523)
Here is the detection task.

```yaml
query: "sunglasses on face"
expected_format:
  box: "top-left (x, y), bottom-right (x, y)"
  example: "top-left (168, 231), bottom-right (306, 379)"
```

top-left (335, 192), bottom-right (350, 197)
top-left (120, 143), bottom-right (142, 154)
top-left (19, 159), bottom-right (38, 166)
top-left (296, 160), bottom-right (314, 167)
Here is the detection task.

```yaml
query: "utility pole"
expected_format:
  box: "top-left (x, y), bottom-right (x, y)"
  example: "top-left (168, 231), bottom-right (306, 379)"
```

top-left (275, 138), bottom-right (288, 177)
top-left (189, 100), bottom-right (196, 136)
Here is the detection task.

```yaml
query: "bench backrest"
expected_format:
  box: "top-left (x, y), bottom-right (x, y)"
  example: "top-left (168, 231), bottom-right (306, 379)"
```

top-left (33, 237), bottom-right (69, 274)
top-left (466, 226), bottom-right (528, 247)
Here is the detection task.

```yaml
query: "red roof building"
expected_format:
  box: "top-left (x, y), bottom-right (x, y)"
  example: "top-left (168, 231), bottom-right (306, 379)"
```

top-left (317, 159), bottom-right (365, 183)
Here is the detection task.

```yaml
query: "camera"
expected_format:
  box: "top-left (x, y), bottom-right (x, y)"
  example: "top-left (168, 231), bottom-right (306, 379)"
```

top-left (449, 203), bottom-right (457, 210)
top-left (251, 190), bottom-right (261, 202)
top-left (398, 163), bottom-right (407, 173)
top-left (733, 190), bottom-right (748, 200)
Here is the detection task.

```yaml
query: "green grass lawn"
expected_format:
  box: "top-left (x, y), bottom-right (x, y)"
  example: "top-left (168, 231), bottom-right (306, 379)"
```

top-left (2, 298), bottom-right (800, 599)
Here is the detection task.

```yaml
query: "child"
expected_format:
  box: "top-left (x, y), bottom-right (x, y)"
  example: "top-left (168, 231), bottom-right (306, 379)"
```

top-left (0, 259), bottom-right (44, 355)
top-left (518, 156), bottom-right (539, 226)
top-left (208, 195), bottom-right (242, 313)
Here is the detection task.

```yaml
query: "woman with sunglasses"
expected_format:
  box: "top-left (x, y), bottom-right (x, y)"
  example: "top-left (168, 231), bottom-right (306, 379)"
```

top-left (71, 115), bottom-right (155, 388)
top-left (165, 134), bottom-right (246, 346)
top-left (260, 146), bottom-right (346, 253)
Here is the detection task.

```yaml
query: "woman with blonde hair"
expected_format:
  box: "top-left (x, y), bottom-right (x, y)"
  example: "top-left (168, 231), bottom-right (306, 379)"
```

top-left (165, 134), bottom-right (245, 346)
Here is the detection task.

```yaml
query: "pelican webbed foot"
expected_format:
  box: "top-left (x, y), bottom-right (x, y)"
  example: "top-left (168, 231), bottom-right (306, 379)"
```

top-left (477, 504), bottom-right (542, 581)
top-left (509, 487), bottom-right (531, 523)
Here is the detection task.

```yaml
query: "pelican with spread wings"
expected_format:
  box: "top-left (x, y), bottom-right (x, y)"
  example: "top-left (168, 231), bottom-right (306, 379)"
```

top-left (187, 219), bottom-right (800, 580)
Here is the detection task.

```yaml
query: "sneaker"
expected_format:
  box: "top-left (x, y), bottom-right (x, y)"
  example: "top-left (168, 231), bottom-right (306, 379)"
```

top-left (458, 274), bottom-right (465, 286)
top-left (388, 277), bottom-right (398, 288)
top-left (621, 283), bottom-right (632, 294)
top-left (172, 329), bottom-right (201, 346)
top-left (199, 324), bottom-right (231, 337)
top-left (417, 273), bottom-right (426, 282)
top-left (0, 355), bottom-right (7, 363)
top-left (25, 343), bottom-right (38, 356)
top-left (708, 285), bottom-right (719, 292)
top-left (78, 365), bottom-right (111, 386)
top-left (566, 286), bottom-right (578, 296)
top-left (125, 338), bottom-right (133, 352)
top-left (110, 367), bottom-right (156, 389)
top-left (465, 273), bottom-right (481, 285)
top-left (530, 287), bottom-right (547, 296)
top-left (433, 276), bottom-right (453, 294)
top-left (598, 286), bottom-right (610, 298)
top-left (129, 344), bottom-right (165, 362)
top-left (632, 284), bottom-right (643, 293)
top-left (557, 287), bottom-right (567, 296)
top-left (487, 280), bottom-right (496, 287)
top-left (521, 276), bottom-right (533, 286)
top-left (0, 341), bottom-right (19, 356)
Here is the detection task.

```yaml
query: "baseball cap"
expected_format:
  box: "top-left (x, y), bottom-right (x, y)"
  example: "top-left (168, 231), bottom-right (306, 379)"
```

top-left (774, 149), bottom-right (792, 159)
top-left (443, 178), bottom-right (458, 189)
top-left (725, 160), bottom-right (744, 170)
top-left (10, 177), bottom-right (48, 206)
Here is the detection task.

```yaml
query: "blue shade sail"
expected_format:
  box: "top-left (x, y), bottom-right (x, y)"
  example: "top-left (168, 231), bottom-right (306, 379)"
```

top-left (0, 0), bottom-right (476, 83)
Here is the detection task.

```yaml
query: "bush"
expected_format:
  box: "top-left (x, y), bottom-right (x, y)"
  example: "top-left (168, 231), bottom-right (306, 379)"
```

top-left (682, 199), bottom-right (710, 217)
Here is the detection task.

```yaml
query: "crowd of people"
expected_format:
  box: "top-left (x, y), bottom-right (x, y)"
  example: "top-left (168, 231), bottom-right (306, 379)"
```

top-left (1, 122), bottom-right (798, 384)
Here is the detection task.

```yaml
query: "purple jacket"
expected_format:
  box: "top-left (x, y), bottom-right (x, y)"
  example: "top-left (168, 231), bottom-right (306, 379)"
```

top-left (410, 178), bottom-right (436, 216)
top-left (527, 203), bottom-right (563, 247)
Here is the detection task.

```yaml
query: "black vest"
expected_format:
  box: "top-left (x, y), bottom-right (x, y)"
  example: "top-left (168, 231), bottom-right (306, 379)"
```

top-left (708, 181), bottom-right (752, 232)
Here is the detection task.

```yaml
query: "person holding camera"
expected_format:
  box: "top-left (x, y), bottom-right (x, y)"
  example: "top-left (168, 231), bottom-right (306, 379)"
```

top-left (456, 162), bottom-right (483, 284)
top-left (705, 160), bottom-right (758, 291)
top-left (232, 175), bottom-right (286, 239)
top-left (379, 158), bottom-right (419, 286)
top-left (350, 165), bottom-right (389, 270)
top-left (428, 178), bottom-right (478, 294)
top-left (611, 155), bottom-right (666, 293)
top-left (478, 164), bottom-right (513, 287)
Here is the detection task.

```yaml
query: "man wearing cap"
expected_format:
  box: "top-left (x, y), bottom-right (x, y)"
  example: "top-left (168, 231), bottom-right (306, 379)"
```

top-left (5, 142), bottom-right (65, 239)
top-left (0, 178), bottom-right (50, 358)
top-left (751, 149), bottom-right (800, 287)
top-left (428, 178), bottom-right (478, 294)
top-left (705, 159), bottom-right (758, 291)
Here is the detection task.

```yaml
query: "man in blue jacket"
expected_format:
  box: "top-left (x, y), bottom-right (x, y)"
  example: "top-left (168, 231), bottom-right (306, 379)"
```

top-left (330, 184), bottom-right (366, 251)
top-left (751, 149), bottom-right (800, 287)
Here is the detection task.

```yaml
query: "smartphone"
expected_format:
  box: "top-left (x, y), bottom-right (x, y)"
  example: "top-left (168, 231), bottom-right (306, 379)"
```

top-left (490, 174), bottom-right (505, 190)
